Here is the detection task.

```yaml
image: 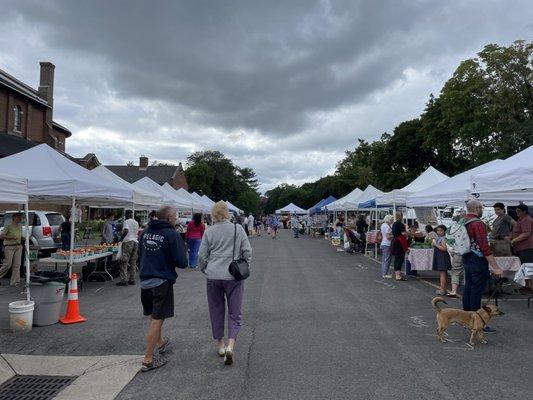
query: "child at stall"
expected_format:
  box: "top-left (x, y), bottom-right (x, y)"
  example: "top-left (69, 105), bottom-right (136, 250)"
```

top-left (432, 225), bottom-right (452, 295)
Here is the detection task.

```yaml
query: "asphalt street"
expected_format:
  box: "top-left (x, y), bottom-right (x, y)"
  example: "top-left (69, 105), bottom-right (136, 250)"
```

top-left (1, 229), bottom-right (532, 399)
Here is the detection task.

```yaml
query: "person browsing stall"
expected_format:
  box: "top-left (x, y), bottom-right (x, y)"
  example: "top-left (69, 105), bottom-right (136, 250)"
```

top-left (391, 212), bottom-right (409, 281)
top-left (463, 200), bottom-right (503, 333)
top-left (0, 212), bottom-right (23, 286)
top-left (101, 212), bottom-right (115, 244)
top-left (117, 210), bottom-right (139, 286)
top-left (58, 215), bottom-right (72, 251)
top-left (380, 215), bottom-right (394, 279)
top-left (432, 225), bottom-right (452, 295)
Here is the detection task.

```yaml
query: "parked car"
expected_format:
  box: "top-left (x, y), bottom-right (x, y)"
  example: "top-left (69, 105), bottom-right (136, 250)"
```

top-left (1, 211), bottom-right (65, 255)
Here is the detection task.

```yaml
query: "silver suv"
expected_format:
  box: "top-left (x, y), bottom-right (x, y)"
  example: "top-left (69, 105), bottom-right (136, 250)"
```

top-left (1, 211), bottom-right (65, 254)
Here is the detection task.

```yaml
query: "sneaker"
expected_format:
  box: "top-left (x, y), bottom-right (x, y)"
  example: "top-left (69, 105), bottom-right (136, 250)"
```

top-left (141, 356), bottom-right (167, 372)
top-left (435, 290), bottom-right (448, 296)
top-left (217, 347), bottom-right (226, 357)
top-left (483, 326), bottom-right (496, 334)
top-left (382, 275), bottom-right (393, 279)
top-left (115, 282), bottom-right (128, 286)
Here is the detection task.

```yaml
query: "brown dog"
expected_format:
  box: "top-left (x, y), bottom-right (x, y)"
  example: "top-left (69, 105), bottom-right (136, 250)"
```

top-left (432, 297), bottom-right (504, 345)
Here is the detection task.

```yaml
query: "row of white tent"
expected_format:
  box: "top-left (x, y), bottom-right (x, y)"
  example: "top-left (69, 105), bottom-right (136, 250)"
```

top-left (324, 145), bottom-right (533, 211)
top-left (0, 144), bottom-right (244, 278)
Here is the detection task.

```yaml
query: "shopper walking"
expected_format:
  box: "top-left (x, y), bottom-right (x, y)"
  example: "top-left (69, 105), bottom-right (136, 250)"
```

top-left (291, 213), bottom-right (300, 238)
top-left (117, 210), bottom-right (139, 286)
top-left (139, 205), bottom-right (188, 372)
top-left (0, 212), bottom-right (23, 286)
top-left (269, 215), bottom-right (280, 239)
top-left (198, 201), bottom-right (252, 366)
top-left (247, 213), bottom-right (255, 236)
top-left (380, 215), bottom-right (394, 278)
top-left (186, 213), bottom-right (205, 268)
top-left (462, 200), bottom-right (502, 333)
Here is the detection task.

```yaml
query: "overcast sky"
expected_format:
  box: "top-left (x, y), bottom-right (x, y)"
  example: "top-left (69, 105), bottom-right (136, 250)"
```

top-left (1, 1), bottom-right (531, 192)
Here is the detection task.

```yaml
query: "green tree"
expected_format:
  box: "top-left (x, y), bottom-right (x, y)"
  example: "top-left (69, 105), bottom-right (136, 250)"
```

top-left (186, 150), bottom-right (259, 204)
top-left (235, 190), bottom-right (260, 214)
top-left (184, 162), bottom-right (215, 196)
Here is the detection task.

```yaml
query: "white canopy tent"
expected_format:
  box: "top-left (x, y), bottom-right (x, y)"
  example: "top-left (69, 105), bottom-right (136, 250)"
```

top-left (202, 195), bottom-right (216, 209)
top-left (0, 144), bottom-right (132, 205)
top-left (326, 188), bottom-right (363, 211)
top-left (406, 159), bottom-right (503, 207)
top-left (133, 177), bottom-right (184, 208)
top-left (191, 192), bottom-right (212, 213)
top-left (176, 188), bottom-right (207, 212)
top-left (0, 144), bottom-right (133, 276)
top-left (0, 173), bottom-right (31, 301)
top-left (471, 145), bottom-right (533, 203)
top-left (225, 200), bottom-right (242, 214)
top-left (90, 165), bottom-right (162, 208)
top-left (161, 183), bottom-right (198, 209)
top-left (376, 166), bottom-right (449, 207)
top-left (357, 185), bottom-right (384, 209)
top-left (0, 172), bottom-right (29, 204)
top-left (275, 203), bottom-right (307, 214)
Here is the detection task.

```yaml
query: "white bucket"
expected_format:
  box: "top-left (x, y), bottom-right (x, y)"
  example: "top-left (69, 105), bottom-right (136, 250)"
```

top-left (9, 300), bottom-right (35, 332)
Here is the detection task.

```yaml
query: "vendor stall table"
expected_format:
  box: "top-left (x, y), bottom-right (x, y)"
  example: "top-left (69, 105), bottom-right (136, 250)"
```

top-left (38, 252), bottom-right (114, 281)
top-left (407, 248), bottom-right (521, 272)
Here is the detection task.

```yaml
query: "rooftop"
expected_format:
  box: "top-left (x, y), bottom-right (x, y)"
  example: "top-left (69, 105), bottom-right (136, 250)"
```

top-left (0, 67), bottom-right (50, 108)
top-left (106, 164), bottom-right (180, 185)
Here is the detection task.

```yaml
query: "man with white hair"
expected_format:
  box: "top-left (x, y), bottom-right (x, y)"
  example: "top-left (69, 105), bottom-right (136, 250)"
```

top-left (138, 205), bottom-right (188, 372)
top-left (463, 200), bottom-right (502, 333)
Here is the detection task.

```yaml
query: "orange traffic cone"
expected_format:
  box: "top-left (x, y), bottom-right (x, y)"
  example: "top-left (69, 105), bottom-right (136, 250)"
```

top-left (59, 273), bottom-right (87, 324)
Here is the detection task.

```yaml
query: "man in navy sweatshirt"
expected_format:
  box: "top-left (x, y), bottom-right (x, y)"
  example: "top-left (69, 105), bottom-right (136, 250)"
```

top-left (138, 205), bottom-right (188, 372)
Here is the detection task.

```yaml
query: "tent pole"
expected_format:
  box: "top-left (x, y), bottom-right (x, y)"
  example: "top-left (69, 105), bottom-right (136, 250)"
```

top-left (69, 196), bottom-right (76, 278)
top-left (24, 203), bottom-right (31, 302)
top-left (374, 206), bottom-right (378, 260)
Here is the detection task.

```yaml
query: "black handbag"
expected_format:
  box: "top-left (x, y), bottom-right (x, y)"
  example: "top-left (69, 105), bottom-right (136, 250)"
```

top-left (228, 223), bottom-right (250, 280)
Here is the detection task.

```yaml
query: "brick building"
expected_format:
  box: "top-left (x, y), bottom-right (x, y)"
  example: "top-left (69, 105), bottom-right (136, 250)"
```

top-left (0, 62), bottom-right (71, 158)
top-left (107, 156), bottom-right (188, 190)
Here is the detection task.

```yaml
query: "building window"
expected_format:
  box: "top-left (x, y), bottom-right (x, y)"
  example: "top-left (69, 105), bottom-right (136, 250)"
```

top-left (13, 105), bottom-right (23, 132)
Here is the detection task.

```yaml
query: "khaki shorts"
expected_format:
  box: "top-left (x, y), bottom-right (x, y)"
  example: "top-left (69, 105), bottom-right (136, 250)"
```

top-left (450, 253), bottom-right (464, 285)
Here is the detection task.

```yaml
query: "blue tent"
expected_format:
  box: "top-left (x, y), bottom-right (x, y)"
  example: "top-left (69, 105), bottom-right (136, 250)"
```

top-left (309, 195), bottom-right (337, 215)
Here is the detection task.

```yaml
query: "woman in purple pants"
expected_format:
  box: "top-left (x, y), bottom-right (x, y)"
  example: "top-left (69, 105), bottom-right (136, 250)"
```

top-left (198, 201), bottom-right (252, 365)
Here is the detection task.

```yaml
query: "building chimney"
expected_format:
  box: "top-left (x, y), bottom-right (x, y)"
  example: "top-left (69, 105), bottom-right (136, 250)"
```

top-left (139, 156), bottom-right (149, 170)
top-left (38, 62), bottom-right (55, 106)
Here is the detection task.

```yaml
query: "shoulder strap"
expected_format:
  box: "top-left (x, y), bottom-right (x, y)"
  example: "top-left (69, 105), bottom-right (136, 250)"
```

top-left (464, 217), bottom-right (480, 226)
top-left (232, 223), bottom-right (237, 261)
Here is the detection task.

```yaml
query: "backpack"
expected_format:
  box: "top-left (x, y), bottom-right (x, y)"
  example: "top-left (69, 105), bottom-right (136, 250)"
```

top-left (446, 217), bottom-right (480, 255)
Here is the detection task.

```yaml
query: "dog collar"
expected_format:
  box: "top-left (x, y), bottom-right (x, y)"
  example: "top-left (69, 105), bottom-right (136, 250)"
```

top-left (476, 310), bottom-right (488, 326)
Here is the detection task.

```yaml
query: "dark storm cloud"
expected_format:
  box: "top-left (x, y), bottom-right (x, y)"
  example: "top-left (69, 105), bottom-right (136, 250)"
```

top-left (2, 0), bottom-right (497, 134)
top-left (1, 0), bottom-right (531, 191)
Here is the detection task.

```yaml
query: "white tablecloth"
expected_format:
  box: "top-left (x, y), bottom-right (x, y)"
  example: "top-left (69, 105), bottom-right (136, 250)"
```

top-left (407, 248), bottom-right (521, 272)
